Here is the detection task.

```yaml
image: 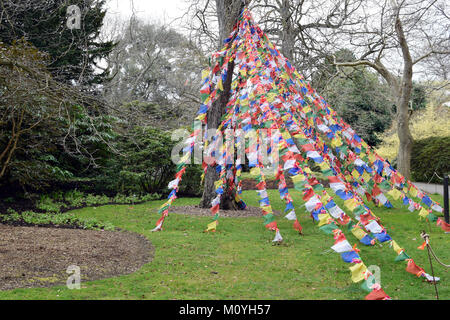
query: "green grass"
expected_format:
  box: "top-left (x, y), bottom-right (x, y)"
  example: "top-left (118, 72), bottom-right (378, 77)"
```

top-left (0, 190), bottom-right (448, 300)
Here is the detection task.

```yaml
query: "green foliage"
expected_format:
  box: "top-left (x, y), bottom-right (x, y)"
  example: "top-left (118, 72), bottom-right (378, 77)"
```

top-left (1, 208), bottom-right (114, 231)
top-left (64, 190), bottom-right (86, 207)
top-left (377, 104), bottom-right (449, 162)
top-left (96, 126), bottom-right (202, 196)
top-left (117, 126), bottom-right (175, 194)
top-left (177, 164), bottom-right (204, 197)
top-left (0, 0), bottom-right (116, 85)
top-left (313, 49), bottom-right (393, 146)
top-left (0, 40), bottom-right (117, 191)
top-left (411, 136), bottom-right (450, 183)
top-left (36, 195), bottom-right (66, 213)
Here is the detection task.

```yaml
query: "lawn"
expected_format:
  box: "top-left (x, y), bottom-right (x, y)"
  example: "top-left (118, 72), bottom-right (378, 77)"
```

top-left (0, 189), bottom-right (448, 300)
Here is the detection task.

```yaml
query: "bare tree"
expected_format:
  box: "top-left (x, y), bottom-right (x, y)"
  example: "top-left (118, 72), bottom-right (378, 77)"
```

top-left (102, 16), bottom-right (206, 130)
top-left (330, 0), bottom-right (449, 179)
top-left (252, 0), bottom-right (363, 79)
top-left (199, 0), bottom-right (248, 209)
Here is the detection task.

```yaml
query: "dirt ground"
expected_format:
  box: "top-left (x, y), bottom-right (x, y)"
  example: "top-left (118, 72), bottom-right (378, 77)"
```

top-left (0, 224), bottom-right (154, 291)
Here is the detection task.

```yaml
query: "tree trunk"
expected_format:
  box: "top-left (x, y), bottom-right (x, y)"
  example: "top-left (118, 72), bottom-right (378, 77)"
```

top-left (280, 0), bottom-right (295, 61)
top-left (199, 0), bottom-right (245, 209)
top-left (394, 9), bottom-right (414, 179)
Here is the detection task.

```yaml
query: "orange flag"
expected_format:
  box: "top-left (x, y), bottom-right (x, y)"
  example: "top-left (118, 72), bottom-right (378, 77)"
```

top-left (406, 259), bottom-right (425, 277)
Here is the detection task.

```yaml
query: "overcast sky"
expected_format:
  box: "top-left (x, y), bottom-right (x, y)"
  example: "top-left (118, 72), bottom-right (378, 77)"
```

top-left (105, 0), bottom-right (188, 26)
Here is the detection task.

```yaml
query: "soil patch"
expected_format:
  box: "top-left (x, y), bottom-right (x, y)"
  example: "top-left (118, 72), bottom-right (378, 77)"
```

top-left (170, 205), bottom-right (281, 218)
top-left (0, 224), bottom-right (154, 291)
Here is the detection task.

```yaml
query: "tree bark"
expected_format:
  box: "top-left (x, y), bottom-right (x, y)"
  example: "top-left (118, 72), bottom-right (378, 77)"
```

top-left (280, 0), bottom-right (295, 61)
top-left (393, 9), bottom-right (414, 179)
top-left (199, 0), bottom-right (245, 209)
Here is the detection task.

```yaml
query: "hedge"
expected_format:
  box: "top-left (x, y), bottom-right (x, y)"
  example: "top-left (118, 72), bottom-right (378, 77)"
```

top-left (411, 136), bottom-right (450, 183)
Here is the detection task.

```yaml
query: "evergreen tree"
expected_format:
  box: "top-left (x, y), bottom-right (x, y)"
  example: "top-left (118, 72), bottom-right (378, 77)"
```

top-left (0, 0), bottom-right (115, 86)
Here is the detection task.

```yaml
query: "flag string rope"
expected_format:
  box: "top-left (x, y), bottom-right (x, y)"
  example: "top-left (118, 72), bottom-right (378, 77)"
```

top-left (151, 7), bottom-right (447, 299)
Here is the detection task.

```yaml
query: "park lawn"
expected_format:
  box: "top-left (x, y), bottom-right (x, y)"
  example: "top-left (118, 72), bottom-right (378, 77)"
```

top-left (0, 189), bottom-right (448, 300)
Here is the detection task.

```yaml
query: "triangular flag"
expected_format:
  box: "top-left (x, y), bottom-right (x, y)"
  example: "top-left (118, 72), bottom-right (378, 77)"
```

top-left (205, 220), bottom-right (218, 232)
top-left (349, 262), bottom-right (367, 283)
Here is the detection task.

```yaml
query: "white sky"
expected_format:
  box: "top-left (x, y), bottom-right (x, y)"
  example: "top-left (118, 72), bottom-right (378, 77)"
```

top-left (105, 0), bottom-right (188, 26)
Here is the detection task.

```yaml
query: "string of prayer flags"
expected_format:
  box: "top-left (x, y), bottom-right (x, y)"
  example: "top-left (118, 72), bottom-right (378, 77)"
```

top-left (150, 6), bottom-right (441, 299)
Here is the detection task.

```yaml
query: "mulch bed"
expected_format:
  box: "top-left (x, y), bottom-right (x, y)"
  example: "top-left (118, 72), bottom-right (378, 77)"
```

top-left (0, 224), bottom-right (154, 291)
top-left (240, 178), bottom-right (329, 190)
top-left (170, 205), bottom-right (281, 217)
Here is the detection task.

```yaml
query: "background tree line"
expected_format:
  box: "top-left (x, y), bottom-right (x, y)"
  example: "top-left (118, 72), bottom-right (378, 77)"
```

top-left (0, 0), bottom-right (448, 206)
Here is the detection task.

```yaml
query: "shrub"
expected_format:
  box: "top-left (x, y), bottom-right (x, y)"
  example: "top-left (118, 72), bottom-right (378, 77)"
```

top-left (411, 136), bottom-right (450, 183)
top-left (0, 208), bottom-right (114, 231)
top-left (96, 126), bottom-right (202, 196)
top-left (177, 165), bottom-right (203, 197)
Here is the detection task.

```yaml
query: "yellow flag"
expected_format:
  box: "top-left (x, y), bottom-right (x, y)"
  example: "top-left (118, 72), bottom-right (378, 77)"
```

top-left (179, 153), bottom-right (190, 164)
top-left (319, 162), bottom-right (330, 171)
top-left (250, 167), bottom-right (261, 176)
top-left (214, 180), bottom-right (223, 189)
top-left (318, 213), bottom-right (332, 227)
top-left (351, 169), bottom-right (360, 179)
top-left (349, 263), bottom-right (367, 283)
top-left (267, 92), bottom-right (277, 102)
top-left (196, 113), bottom-right (206, 121)
top-left (344, 198), bottom-right (357, 211)
top-left (391, 240), bottom-right (403, 254)
top-left (217, 79), bottom-right (224, 91)
top-left (351, 227), bottom-right (366, 240)
top-left (331, 137), bottom-right (343, 148)
top-left (362, 171), bottom-right (371, 182)
top-left (304, 167), bottom-right (312, 174)
top-left (291, 174), bottom-right (305, 183)
top-left (321, 192), bottom-right (331, 204)
top-left (206, 220), bottom-right (218, 232)
top-left (281, 72), bottom-right (289, 80)
top-left (281, 131), bottom-right (291, 141)
top-left (368, 153), bottom-right (376, 164)
top-left (201, 69), bottom-right (209, 80)
top-left (388, 188), bottom-right (402, 200)
top-left (419, 207), bottom-right (429, 218)
top-left (409, 186), bottom-right (418, 198)
top-left (261, 205), bottom-right (273, 214)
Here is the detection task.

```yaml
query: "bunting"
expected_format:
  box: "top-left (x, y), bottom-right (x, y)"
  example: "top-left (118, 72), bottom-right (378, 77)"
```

top-left (151, 7), bottom-right (445, 299)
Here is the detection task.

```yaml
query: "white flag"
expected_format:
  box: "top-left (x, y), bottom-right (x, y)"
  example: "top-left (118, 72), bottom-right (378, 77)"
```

top-left (331, 240), bottom-right (353, 253)
top-left (284, 210), bottom-right (297, 221)
top-left (272, 230), bottom-right (283, 243)
top-left (365, 221), bottom-right (383, 234)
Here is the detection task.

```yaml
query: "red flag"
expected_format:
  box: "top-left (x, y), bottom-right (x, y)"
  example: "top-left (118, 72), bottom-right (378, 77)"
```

top-left (302, 188), bottom-right (315, 202)
top-left (437, 218), bottom-right (450, 232)
top-left (265, 221), bottom-right (277, 231)
top-left (293, 219), bottom-right (303, 234)
top-left (365, 288), bottom-right (390, 300)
